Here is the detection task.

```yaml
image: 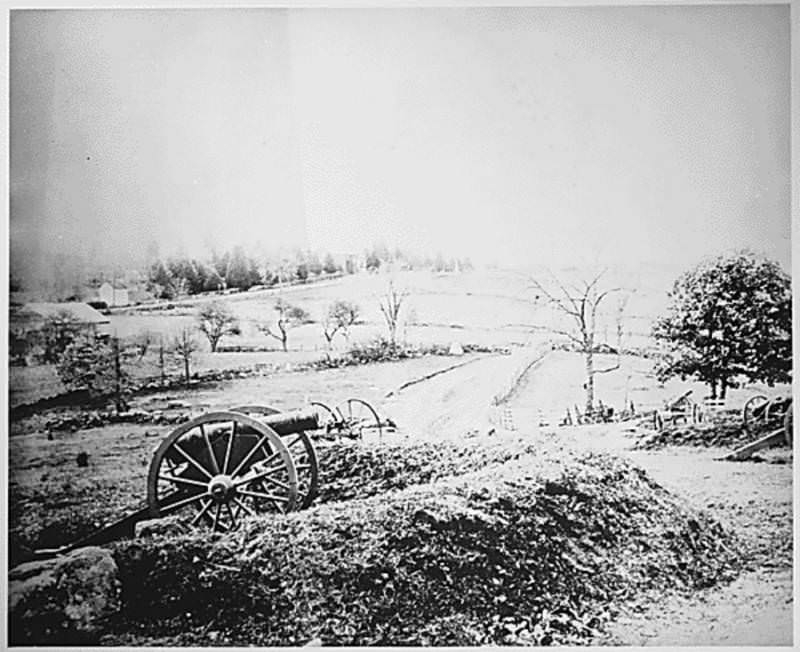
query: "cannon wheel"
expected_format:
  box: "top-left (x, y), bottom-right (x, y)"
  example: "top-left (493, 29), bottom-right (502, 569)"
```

top-left (147, 411), bottom-right (298, 532)
top-left (310, 401), bottom-right (340, 439)
top-left (764, 397), bottom-right (789, 426)
top-left (230, 405), bottom-right (319, 509)
top-left (743, 394), bottom-right (769, 428)
top-left (335, 398), bottom-right (383, 440)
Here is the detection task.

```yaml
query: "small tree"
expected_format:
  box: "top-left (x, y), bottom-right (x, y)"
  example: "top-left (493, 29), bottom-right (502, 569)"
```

top-left (57, 334), bottom-right (131, 412)
top-left (379, 280), bottom-right (409, 349)
top-left (259, 299), bottom-right (310, 352)
top-left (322, 253), bottom-right (339, 275)
top-left (653, 251), bottom-right (791, 398)
top-left (529, 269), bottom-right (627, 414)
top-left (173, 326), bottom-right (199, 386)
top-left (38, 310), bottom-right (84, 364)
top-left (321, 300), bottom-right (360, 356)
top-left (197, 301), bottom-right (240, 352)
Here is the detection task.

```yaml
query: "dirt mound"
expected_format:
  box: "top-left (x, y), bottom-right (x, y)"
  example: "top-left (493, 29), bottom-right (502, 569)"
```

top-left (314, 437), bottom-right (537, 503)
top-left (636, 418), bottom-right (779, 450)
top-left (93, 452), bottom-right (742, 647)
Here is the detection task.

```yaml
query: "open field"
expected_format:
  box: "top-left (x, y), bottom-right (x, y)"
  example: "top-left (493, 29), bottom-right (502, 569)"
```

top-left (8, 269), bottom-right (792, 646)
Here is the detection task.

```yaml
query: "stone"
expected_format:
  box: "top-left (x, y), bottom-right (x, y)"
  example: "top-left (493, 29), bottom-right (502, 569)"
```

top-left (9, 546), bottom-right (121, 644)
top-left (448, 341), bottom-right (464, 356)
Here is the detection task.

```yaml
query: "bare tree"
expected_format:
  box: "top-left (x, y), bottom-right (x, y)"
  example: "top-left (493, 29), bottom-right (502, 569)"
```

top-left (172, 326), bottom-right (199, 386)
top-left (379, 280), bottom-right (409, 348)
top-left (529, 269), bottom-right (627, 414)
top-left (197, 301), bottom-right (240, 352)
top-left (259, 298), bottom-right (310, 352)
top-left (321, 300), bottom-right (360, 357)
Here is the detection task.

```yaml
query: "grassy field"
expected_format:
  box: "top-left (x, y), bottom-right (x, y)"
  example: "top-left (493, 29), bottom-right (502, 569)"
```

top-left (10, 267), bottom-right (672, 408)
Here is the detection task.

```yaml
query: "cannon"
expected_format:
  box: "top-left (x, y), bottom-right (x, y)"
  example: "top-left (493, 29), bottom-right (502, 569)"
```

top-left (310, 398), bottom-right (393, 440)
top-left (31, 406), bottom-right (321, 559)
top-left (653, 390), bottom-right (700, 431)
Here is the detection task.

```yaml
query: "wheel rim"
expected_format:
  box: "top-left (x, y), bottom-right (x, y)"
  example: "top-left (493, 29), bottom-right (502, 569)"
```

top-left (335, 398), bottom-right (382, 440)
top-left (743, 395), bottom-right (768, 427)
top-left (147, 411), bottom-right (298, 531)
top-left (310, 401), bottom-right (342, 439)
top-left (230, 405), bottom-right (319, 510)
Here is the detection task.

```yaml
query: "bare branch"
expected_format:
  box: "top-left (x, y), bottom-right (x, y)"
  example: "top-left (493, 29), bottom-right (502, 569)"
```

top-left (594, 362), bottom-right (621, 374)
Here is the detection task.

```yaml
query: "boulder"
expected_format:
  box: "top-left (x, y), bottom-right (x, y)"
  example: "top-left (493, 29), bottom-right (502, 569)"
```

top-left (9, 546), bottom-right (121, 644)
top-left (448, 341), bottom-right (464, 356)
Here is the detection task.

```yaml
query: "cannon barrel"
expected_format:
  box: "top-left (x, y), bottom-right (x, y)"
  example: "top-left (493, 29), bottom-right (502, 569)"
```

top-left (256, 408), bottom-right (321, 435)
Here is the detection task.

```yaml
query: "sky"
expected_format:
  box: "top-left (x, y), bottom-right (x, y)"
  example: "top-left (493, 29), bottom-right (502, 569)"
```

top-left (9, 5), bottom-right (791, 280)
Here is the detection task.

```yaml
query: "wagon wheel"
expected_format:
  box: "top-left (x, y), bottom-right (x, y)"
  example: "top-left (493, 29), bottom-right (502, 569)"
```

top-left (230, 405), bottom-right (319, 509)
top-left (147, 411), bottom-right (298, 532)
top-left (764, 397), bottom-right (788, 426)
top-left (310, 401), bottom-right (341, 440)
top-left (742, 395), bottom-right (768, 428)
top-left (335, 398), bottom-right (383, 440)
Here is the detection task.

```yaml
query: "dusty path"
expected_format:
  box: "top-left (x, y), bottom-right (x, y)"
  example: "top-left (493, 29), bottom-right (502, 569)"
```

top-left (382, 352), bottom-right (523, 440)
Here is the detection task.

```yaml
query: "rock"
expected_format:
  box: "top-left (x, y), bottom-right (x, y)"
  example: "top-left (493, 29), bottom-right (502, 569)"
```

top-left (135, 516), bottom-right (189, 538)
top-left (448, 341), bottom-right (465, 356)
top-left (9, 546), bottom-right (121, 644)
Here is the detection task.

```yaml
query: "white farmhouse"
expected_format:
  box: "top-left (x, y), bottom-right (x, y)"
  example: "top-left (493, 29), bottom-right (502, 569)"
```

top-left (98, 282), bottom-right (129, 307)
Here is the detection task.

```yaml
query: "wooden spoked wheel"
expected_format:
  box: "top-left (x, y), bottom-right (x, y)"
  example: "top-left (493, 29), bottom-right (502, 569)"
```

top-left (742, 394), bottom-right (769, 428)
top-left (335, 398), bottom-right (382, 440)
top-left (230, 405), bottom-right (319, 509)
top-left (147, 411), bottom-right (298, 532)
top-left (310, 401), bottom-right (340, 440)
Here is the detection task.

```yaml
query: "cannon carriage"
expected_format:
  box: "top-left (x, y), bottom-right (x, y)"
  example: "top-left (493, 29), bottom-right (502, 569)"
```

top-left (30, 398), bottom-right (387, 560)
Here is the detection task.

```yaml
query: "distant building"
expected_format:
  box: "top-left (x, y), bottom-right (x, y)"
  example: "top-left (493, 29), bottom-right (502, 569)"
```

top-left (98, 282), bottom-right (129, 307)
top-left (16, 302), bottom-right (112, 338)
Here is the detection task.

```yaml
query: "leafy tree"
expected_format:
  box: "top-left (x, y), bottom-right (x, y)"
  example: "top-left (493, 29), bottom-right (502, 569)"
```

top-left (259, 298), bottom-right (310, 352)
top-left (345, 257), bottom-right (357, 275)
top-left (38, 310), bottom-right (84, 364)
top-left (653, 251), bottom-right (792, 398)
top-left (321, 300), bottom-right (360, 355)
top-left (322, 254), bottom-right (339, 275)
top-left (308, 253), bottom-right (323, 277)
top-left (365, 252), bottom-right (381, 273)
top-left (197, 301), bottom-right (241, 352)
top-left (147, 260), bottom-right (176, 299)
top-left (57, 335), bottom-right (132, 411)
top-left (295, 262), bottom-right (309, 283)
top-left (173, 326), bottom-right (199, 386)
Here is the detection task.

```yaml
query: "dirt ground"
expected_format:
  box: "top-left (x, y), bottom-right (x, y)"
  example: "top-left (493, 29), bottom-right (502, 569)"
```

top-left (500, 352), bottom-right (793, 647)
top-left (7, 348), bottom-right (794, 645)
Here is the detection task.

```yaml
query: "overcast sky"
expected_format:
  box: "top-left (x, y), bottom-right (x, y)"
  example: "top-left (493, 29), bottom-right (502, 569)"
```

top-left (9, 5), bottom-right (791, 274)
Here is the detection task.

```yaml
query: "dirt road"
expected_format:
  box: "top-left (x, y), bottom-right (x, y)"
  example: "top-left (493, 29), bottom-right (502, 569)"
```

top-left (382, 352), bottom-right (524, 440)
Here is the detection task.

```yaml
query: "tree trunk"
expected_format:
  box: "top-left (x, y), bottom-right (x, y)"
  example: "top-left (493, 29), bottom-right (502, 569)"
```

top-left (112, 337), bottom-right (123, 414)
top-left (720, 380), bottom-right (728, 399)
top-left (584, 349), bottom-right (595, 414)
top-left (159, 343), bottom-right (165, 386)
top-left (210, 337), bottom-right (218, 353)
top-left (184, 358), bottom-right (190, 386)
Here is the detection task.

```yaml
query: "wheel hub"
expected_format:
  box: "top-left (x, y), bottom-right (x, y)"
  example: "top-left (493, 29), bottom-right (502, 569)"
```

top-left (208, 475), bottom-right (235, 503)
